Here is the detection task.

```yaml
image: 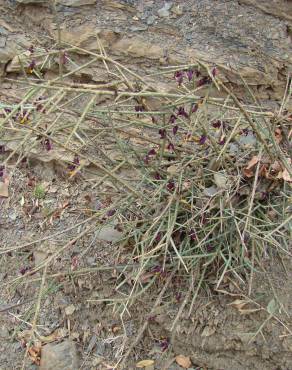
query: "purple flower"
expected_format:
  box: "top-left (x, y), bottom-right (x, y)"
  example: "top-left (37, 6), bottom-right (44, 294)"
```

top-left (154, 172), bottom-right (162, 180)
top-left (211, 67), bottom-right (217, 77)
top-left (135, 105), bottom-right (143, 112)
top-left (28, 60), bottom-right (36, 71)
top-left (148, 148), bottom-right (156, 156)
top-left (159, 338), bottom-right (169, 352)
top-left (4, 108), bottom-right (11, 113)
top-left (175, 292), bottom-right (182, 302)
top-left (20, 266), bottom-right (30, 275)
top-left (212, 120), bottom-right (222, 128)
top-left (197, 76), bottom-right (211, 87)
top-left (152, 265), bottom-right (162, 273)
top-left (107, 209), bottom-right (116, 217)
top-left (186, 69), bottom-right (194, 81)
top-left (218, 138), bottom-right (225, 145)
top-left (169, 114), bottom-right (177, 124)
top-left (144, 155), bottom-right (150, 165)
top-left (0, 165), bottom-right (4, 177)
top-left (189, 229), bottom-right (196, 241)
top-left (167, 143), bottom-right (175, 151)
top-left (73, 156), bottom-right (80, 165)
top-left (191, 103), bottom-right (198, 113)
top-left (44, 139), bottom-right (52, 151)
top-left (28, 45), bottom-right (34, 54)
top-left (172, 125), bottom-right (178, 135)
top-left (174, 71), bottom-right (184, 86)
top-left (177, 106), bottom-right (188, 118)
top-left (61, 52), bottom-right (68, 65)
top-left (155, 232), bottom-right (162, 242)
top-left (241, 128), bottom-right (249, 136)
top-left (199, 135), bottom-right (207, 145)
top-left (158, 129), bottom-right (166, 139)
top-left (167, 180), bottom-right (175, 192)
top-left (206, 245), bottom-right (214, 253)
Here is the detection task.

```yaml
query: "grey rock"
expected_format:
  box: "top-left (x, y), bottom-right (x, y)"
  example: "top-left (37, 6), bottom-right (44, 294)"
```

top-left (58, 0), bottom-right (96, 6)
top-left (96, 225), bottom-right (122, 242)
top-left (146, 15), bottom-right (156, 25)
top-left (130, 25), bottom-right (148, 32)
top-left (157, 8), bottom-right (170, 18)
top-left (40, 340), bottom-right (79, 370)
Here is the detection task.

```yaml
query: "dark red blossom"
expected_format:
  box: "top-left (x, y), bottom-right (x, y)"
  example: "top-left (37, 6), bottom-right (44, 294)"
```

top-left (172, 125), bottom-right (178, 135)
top-left (177, 106), bottom-right (188, 118)
top-left (107, 209), bottom-right (116, 217)
top-left (186, 69), bottom-right (194, 81)
top-left (158, 129), bottom-right (166, 139)
top-left (174, 71), bottom-right (184, 86)
top-left (167, 142), bottom-right (175, 151)
top-left (61, 52), bottom-right (69, 65)
top-left (191, 103), bottom-right (198, 113)
top-left (155, 232), bottom-right (162, 242)
top-left (189, 229), bottom-right (196, 241)
top-left (28, 60), bottom-right (36, 71)
top-left (148, 148), bottom-right (156, 156)
top-left (43, 139), bottom-right (52, 151)
top-left (169, 114), bottom-right (177, 124)
top-left (218, 138), bottom-right (225, 145)
top-left (211, 67), bottom-right (217, 77)
top-left (212, 120), bottom-right (222, 128)
top-left (199, 135), bottom-right (207, 145)
top-left (167, 180), bottom-right (175, 192)
top-left (197, 76), bottom-right (212, 87)
top-left (135, 105), bottom-right (144, 112)
top-left (144, 155), bottom-right (150, 165)
top-left (159, 338), bottom-right (169, 352)
top-left (154, 172), bottom-right (162, 180)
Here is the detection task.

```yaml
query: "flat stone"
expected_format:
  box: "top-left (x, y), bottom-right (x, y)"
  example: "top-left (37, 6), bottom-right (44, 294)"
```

top-left (57, 0), bottom-right (96, 6)
top-left (40, 340), bottom-right (79, 370)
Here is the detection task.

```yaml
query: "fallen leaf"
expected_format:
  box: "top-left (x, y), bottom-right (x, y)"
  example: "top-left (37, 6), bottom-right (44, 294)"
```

top-left (274, 128), bottom-right (283, 143)
top-left (175, 354), bottom-right (192, 368)
top-left (228, 299), bottom-right (260, 314)
top-left (228, 299), bottom-right (249, 310)
top-left (267, 298), bottom-right (278, 315)
top-left (65, 304), bottom-right (76, 316)
top-left (214, 172), bottom-right (228, 189)
top-left (136, 359), bottom-right (155, 368)
top-left (243, 167), bottom-right (254, 178)
top-left (246, 155), bottom-right (260, 170)
top-left (28, 345), bottom-right (41, 365)
top-left (281, 168), bottom-right (292, 182)
top-left (203, 185), bottom-right (219, 197)
top-left (0, 179), bottom-right (9, 197)
top-left (201, 326), bottom-right (216, 337)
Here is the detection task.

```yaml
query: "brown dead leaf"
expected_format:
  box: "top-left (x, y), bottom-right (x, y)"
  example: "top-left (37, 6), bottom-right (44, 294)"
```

top-left (175, 355), bottom-right (192, 368)
top-left (136, 359), bottom-right (155, 368)
top-left (274, 128), bottom-right (283, 143)
top-left (281, 168), bottom-right (292, 182)
top-left (228, 299), bottom-right (260, 315)
top-left (246, 155), bottom-right (260, 169)
top-left (0, 178), bottom-right (9, 197)
top-left (243, 167), bottom-right (254, 178)
top-left (28, 345), bottom-right (41, 365)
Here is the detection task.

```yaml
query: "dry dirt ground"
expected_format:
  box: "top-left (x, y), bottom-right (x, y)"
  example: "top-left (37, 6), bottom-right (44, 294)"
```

top-left (0, 1), bottom-right (292, 369)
